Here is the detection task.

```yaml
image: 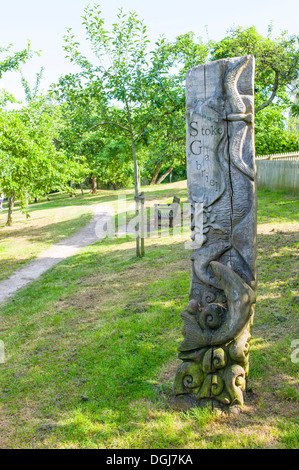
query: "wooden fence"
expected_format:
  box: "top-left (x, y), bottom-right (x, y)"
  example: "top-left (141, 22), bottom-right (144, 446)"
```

top-left (256, 151), bottom-right (299, 161)
top-left (256, 152), bottom-right (299, 193)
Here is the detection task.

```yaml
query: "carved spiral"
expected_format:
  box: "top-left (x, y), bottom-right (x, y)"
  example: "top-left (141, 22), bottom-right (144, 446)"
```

top-left (203, 347), bottom-right (226, 373)
top-left (183, 375), bottom-right (194, 388)
top-left (173, 361), bottom-right (203, 396)
top-left (192, 288), bottom-right (201, 299)
top-left (213, 348), bottom-right (227, 369)
top-left (202, 291), bottom-right (216, 304)
top-left (211, 374), bottom-right (224, 396)
top-left (224, 365), bottom-right (246, 406)
top-left (229, 329), bottom-right (251, 363)
top-left (198, 304), bottom-right (224, 330)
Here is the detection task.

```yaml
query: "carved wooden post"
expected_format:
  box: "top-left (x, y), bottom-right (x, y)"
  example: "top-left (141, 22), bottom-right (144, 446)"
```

top-left (172, 56), bottom-right (257, 411)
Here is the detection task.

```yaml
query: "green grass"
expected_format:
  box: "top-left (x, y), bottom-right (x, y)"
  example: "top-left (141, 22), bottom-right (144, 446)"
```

top-left (0, 181), bottom-right (187, 281)
top-left (0, 183), bottom-right (298, 448)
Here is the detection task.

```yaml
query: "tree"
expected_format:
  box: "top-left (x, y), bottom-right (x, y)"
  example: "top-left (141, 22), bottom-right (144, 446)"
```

top-left (63, 4), bottom-right (182, 256)
top-left (154, 32), bottom-right (209, 82)
top-left (210, 26), bottom-right (299, 113)
top-left (51, 74), bottom-right (133, 193)
top-left (255, 104), bottom-right (299, 155)
top-left (51, 73), bottom-right (104, 194)
top-left (144, 111), bottom-right (185, 185)
top-left (0, 98), bottom-right (87, 225)
top-left (152, 27), bottom-right (299, 156)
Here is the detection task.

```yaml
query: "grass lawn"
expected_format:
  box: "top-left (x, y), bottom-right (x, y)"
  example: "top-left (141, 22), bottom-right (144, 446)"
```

top-left (0, 182), bottom-right (298, 449)
top-left (0, 181), bottom-right (187, 281)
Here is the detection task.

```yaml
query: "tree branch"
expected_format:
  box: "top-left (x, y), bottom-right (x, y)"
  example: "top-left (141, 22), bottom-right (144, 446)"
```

top-left (255, 69), bottom-right (279, 113)
top-left (133, 106), bottom-right (180, 142)
top-left (88, 121), bottom-right (130, 133)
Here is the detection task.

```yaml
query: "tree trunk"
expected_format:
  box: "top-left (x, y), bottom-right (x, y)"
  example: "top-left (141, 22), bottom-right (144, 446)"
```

top-left (150, 162), bottom-right (163, 185)
top-left (6, 190), bottom-right (15, 226)
top-left (91, 176), bottom-right (97, 194)
top-left (255, 70), bottom-right (279, 114)
top-left (156, 164), bottom-right (174, 184)
top-left (131, 134), bottom-right (141, 258)
top-left (125, 99), bottom-right (142, 257)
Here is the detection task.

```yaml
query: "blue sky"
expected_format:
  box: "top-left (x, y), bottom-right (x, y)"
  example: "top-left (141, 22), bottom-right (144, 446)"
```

top-left (0, 0), bottom-right (298, 101)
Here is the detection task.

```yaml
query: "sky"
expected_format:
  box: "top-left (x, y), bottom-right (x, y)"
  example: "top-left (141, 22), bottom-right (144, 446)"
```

top-left (0, 0), bottom-right (298, 102)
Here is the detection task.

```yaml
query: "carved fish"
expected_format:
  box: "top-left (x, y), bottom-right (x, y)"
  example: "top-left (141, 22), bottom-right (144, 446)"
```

top-left (178, 261), bottom-right (255, 351)
top-left (192, 240), bottom-right (231, 290)
top-left (210, 261), bottom-right (256, 333)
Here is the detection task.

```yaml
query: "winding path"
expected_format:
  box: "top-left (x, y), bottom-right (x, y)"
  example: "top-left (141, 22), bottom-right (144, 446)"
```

top-left (0, 210), bottom-right (112, 305)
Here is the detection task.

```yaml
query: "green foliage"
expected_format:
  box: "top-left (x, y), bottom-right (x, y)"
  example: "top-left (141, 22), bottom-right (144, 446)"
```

top-left (0, 98), bottom-right (87, 220)
top-left (255, 105), bottom-right (299, 155)
top-left (51, 75), bottom-right (135, 188)
top-left (1, 13), bottom-right (298, 210)
top-left (208, 26), bottom-right (299, 154)
top-left (96, 136), bottom-right (135, 188)
top-left (20, 66), bottom-right (45, 103)
top-left (0, 88), bottom-right (20, 108)
top-left (52, 75), bottom-right (106, 175)
top-left (62, 4), bottom-right (184, 196)
top-left (153, 32), bottom-right (209, 81)
top-left (0, 42), bottom-right (33, 78)
top-left (141, 111), bottom-right (186, 183)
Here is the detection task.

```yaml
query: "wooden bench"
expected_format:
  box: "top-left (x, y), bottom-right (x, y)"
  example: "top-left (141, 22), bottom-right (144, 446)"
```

top-left (154, 196), bottom-right (181, 228)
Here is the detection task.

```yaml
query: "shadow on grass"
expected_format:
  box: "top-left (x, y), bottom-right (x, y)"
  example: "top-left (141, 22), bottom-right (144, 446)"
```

top-left (1, 183), bottom-right (189, 217)
top-left (0, 212), bottom-right (92, 244)
top-left (0, 237), bottom-right (189, 442)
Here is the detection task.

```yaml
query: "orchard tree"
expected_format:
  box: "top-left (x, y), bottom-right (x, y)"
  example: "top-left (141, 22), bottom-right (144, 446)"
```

top-left (144, 111), bottom-right (185, 185)
top-left (51, 73), bottom-right (111, 193)
top-left (63, 4), bottom-right (182, 257)
top-left (210, 26), bottom-right (299, 153)
top-left (155, 26), bottom-right (299, 155)
top-left (0, 99), bottom-right (87, 226)
top-left (210, 26), bottom-right (299, 113)
top-left (154, 32), bottom-right (209, 82)
top-left (142, 32), bottom-right (208, 183)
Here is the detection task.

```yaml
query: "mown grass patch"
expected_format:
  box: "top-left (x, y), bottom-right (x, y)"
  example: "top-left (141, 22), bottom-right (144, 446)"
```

top-left (0, 185), bottom-right (298, 448)
top-left (0, 181), bottom-right (188, 281)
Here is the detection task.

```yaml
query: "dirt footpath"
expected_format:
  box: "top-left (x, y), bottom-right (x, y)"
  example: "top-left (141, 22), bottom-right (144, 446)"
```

top-left (0, 210), bottom-right (112, 305)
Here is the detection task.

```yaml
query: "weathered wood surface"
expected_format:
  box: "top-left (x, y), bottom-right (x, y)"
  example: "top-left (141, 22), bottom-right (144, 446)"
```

top-left (172, 56), bottom-right (257, 411)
